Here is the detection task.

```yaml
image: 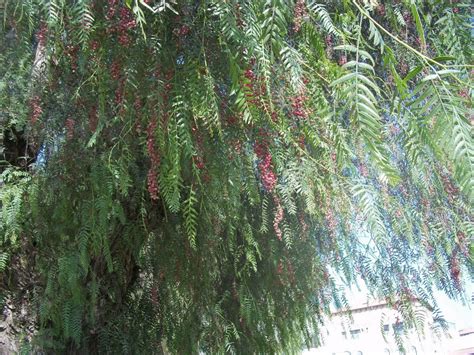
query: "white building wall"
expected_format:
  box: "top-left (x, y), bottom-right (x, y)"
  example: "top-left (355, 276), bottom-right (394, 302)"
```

top-left (303, 302), bottom-right (473, 355)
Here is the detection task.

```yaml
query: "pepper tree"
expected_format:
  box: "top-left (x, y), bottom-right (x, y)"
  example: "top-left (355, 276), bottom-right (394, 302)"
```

top-left (0, 0), bottom-right (472, 353)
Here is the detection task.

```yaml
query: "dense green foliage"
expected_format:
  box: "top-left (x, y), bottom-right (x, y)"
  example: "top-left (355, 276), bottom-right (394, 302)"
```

top-left (0, 0), bottom-right (472, 353)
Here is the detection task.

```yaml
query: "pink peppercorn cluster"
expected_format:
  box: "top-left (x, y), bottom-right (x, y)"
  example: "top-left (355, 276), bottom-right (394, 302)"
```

top-left (90, 40), bottom-right (100, 51)
top-left (36, 22), bottom-right (48, 46)
top-left (458, 88), bottom-right (469, 99)
top-left (65, 117), bottom-right (75, 140)
top-left (376, 4), bottom-right (385, 16)
top-left (191, 124), bottom-right (206, 170)
top-left (359, 163), bottom-right (369, 178)
top-left (290, 93), bottom-right (308, 120)
top-left (325, 198), bottom-right (337, 235)
top-left (243, 67), bottom-right (266, 109)
top-left (441, 174), bottom-right (459, 203)
top-left (254, 130), bottom-right (277, 192)
top-left (146, 118), bottom-right (160, 200)
top-left (234, 3), bottom-right (244, 29)
top-left (105, 0), bottom-right (137, 47)
top-left (398, 60), bottom-right (408, 76)
top-left (64, 45), bottom-right (79, 73)
top-left (173, 25), bottom-right (190, 37)
top-left (273, 196), bottom-right (284, 241)
top-left (133, 97), bottom-right (143, 134)
top-left (293, 0), bottom-right (307, 33)
top-left (338, 54), bottom-right (347, 66)
top-left (88, 105), bottom-right (98, 132)
top-left (110, 60), bottom-right (126, 111)
top-left (110, 60), bottom-right (121, 80)
top-left (30, 96), bottom-right (43, 125)
top-left (325, 35), bottom-right (333, 57)
top-left (450, 252), bottom-right (461, 287)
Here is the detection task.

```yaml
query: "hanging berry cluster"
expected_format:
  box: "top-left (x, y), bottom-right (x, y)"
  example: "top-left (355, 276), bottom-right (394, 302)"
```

top-left (325, 197), bottom-right (337, 235)
top-left (243, 65), bottom-right (267, 109)
top-left (441, 173), bottom-right (459, 202)
top-left (147, 117), bottom-right (160, 200)
top-left (30, 96), bottom-right (43, 125)
top-left (88, 105), bottom-right (98, 132)
top-left (133, 96), bottom-right (143, 134)
top-left (290, 94), bottom-right (308, 120)
top-left (65, 117), bottom-right (75, 140)
top-left (36, 22), bottom-right (48, 46)
top-left (293, 0), bottom-right (307, 33)
top-left (254, 130), bottom-right (277, 192)
top-left (276, 258), bottom-right (296, 285)
top-left (191, 125), bottom-right (206, 171)
top-left (449, 251), bottom-right (461, 287)
top-left (110, 60), bottom-right (126, 113)
top-left (273, 196), bottom-right (284, 241)
top-left (64, 45), bottom-right (79, 73)
top-left (105, 0), bottom-right (137, 47)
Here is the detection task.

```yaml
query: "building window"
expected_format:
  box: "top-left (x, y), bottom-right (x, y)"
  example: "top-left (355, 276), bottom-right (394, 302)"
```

top-left (383, 324), bottom-right (389, 332)
top-left (350, 329), bottom-right (362, 339)
top-left (392, 322), bottom-right (404, 334)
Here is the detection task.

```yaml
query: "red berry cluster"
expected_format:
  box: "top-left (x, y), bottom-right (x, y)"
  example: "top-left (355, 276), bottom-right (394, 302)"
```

top-left (299, 212), bottom-right (308, 238)
top-left (273, 197), bottom-right (284, 241)
top-left (133, 97), bottom-right (143, 134)
top-left (293, 0), bottom-right (307, 33)
top-left (290, 94), bottom-right (308, 120)
top-left (30, 96), bottom-right (43, 125)
top-left (150, 283), bottom-right (159, 308)
top-left (403, 11), bottom-right (412, 25)
top-left (359, 163), bottom-right (369, 178)
top-left (111, 60), bottom-right (121, 80)
top-left (191, 124), bottom-right (207, 171)
top-left (234, 3), bottom-right (244, 29)
top-left (36, 22), bottom-right (48, 46)
top-left (325, 201), bottom-right (337, 235)
top-left (90, 40), bottom-right (100, 51)
top-left (458, 88), bottom-right (469, 99)
top-left (286, 260), bottom-right (296, 284)
top-left (441, 174), bottom-right (459, 202)
top-left (88, 105), bottom-right (98, 132)
top-left (115, 80), bottom-right (125, 106)
top-left (456, 231), bottom-right (469, 257)
top-left (325, 35), bottom-right (333, 57)
top-left (450, 252), bottom-right (461, 287)
top-left (65, 117), bottom-right (75, 140)
top-left (162, 70), bottom-right (174, 108)
top-left (105, 0), bottom-right (119, 19)
top-left (376, 4), bottom-right (385, 16)
top-left (254, 131), bottom-right (277, 192)
top-left (277, 260), bottom-right (284, 276)
top-left (106, 0), bottom-right (136, 47)
top-left (147, 118), bottom-right (160, 200)
top-left (398, 60), bottom-right (408, 76)
top-left (338, 54), bottom-right (347, 66)
top-left (64, 45), bottom-right (79, 73)
top-left (243, 67), bottom-right (266, 108)
top-left (174, 25), bottom-right (190, 37)
top-left (389, 124), bottom-right (401, 136)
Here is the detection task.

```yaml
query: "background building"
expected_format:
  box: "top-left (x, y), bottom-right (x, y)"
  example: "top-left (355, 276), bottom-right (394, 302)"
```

top-left (303, 282), bottom-right (474, 355)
